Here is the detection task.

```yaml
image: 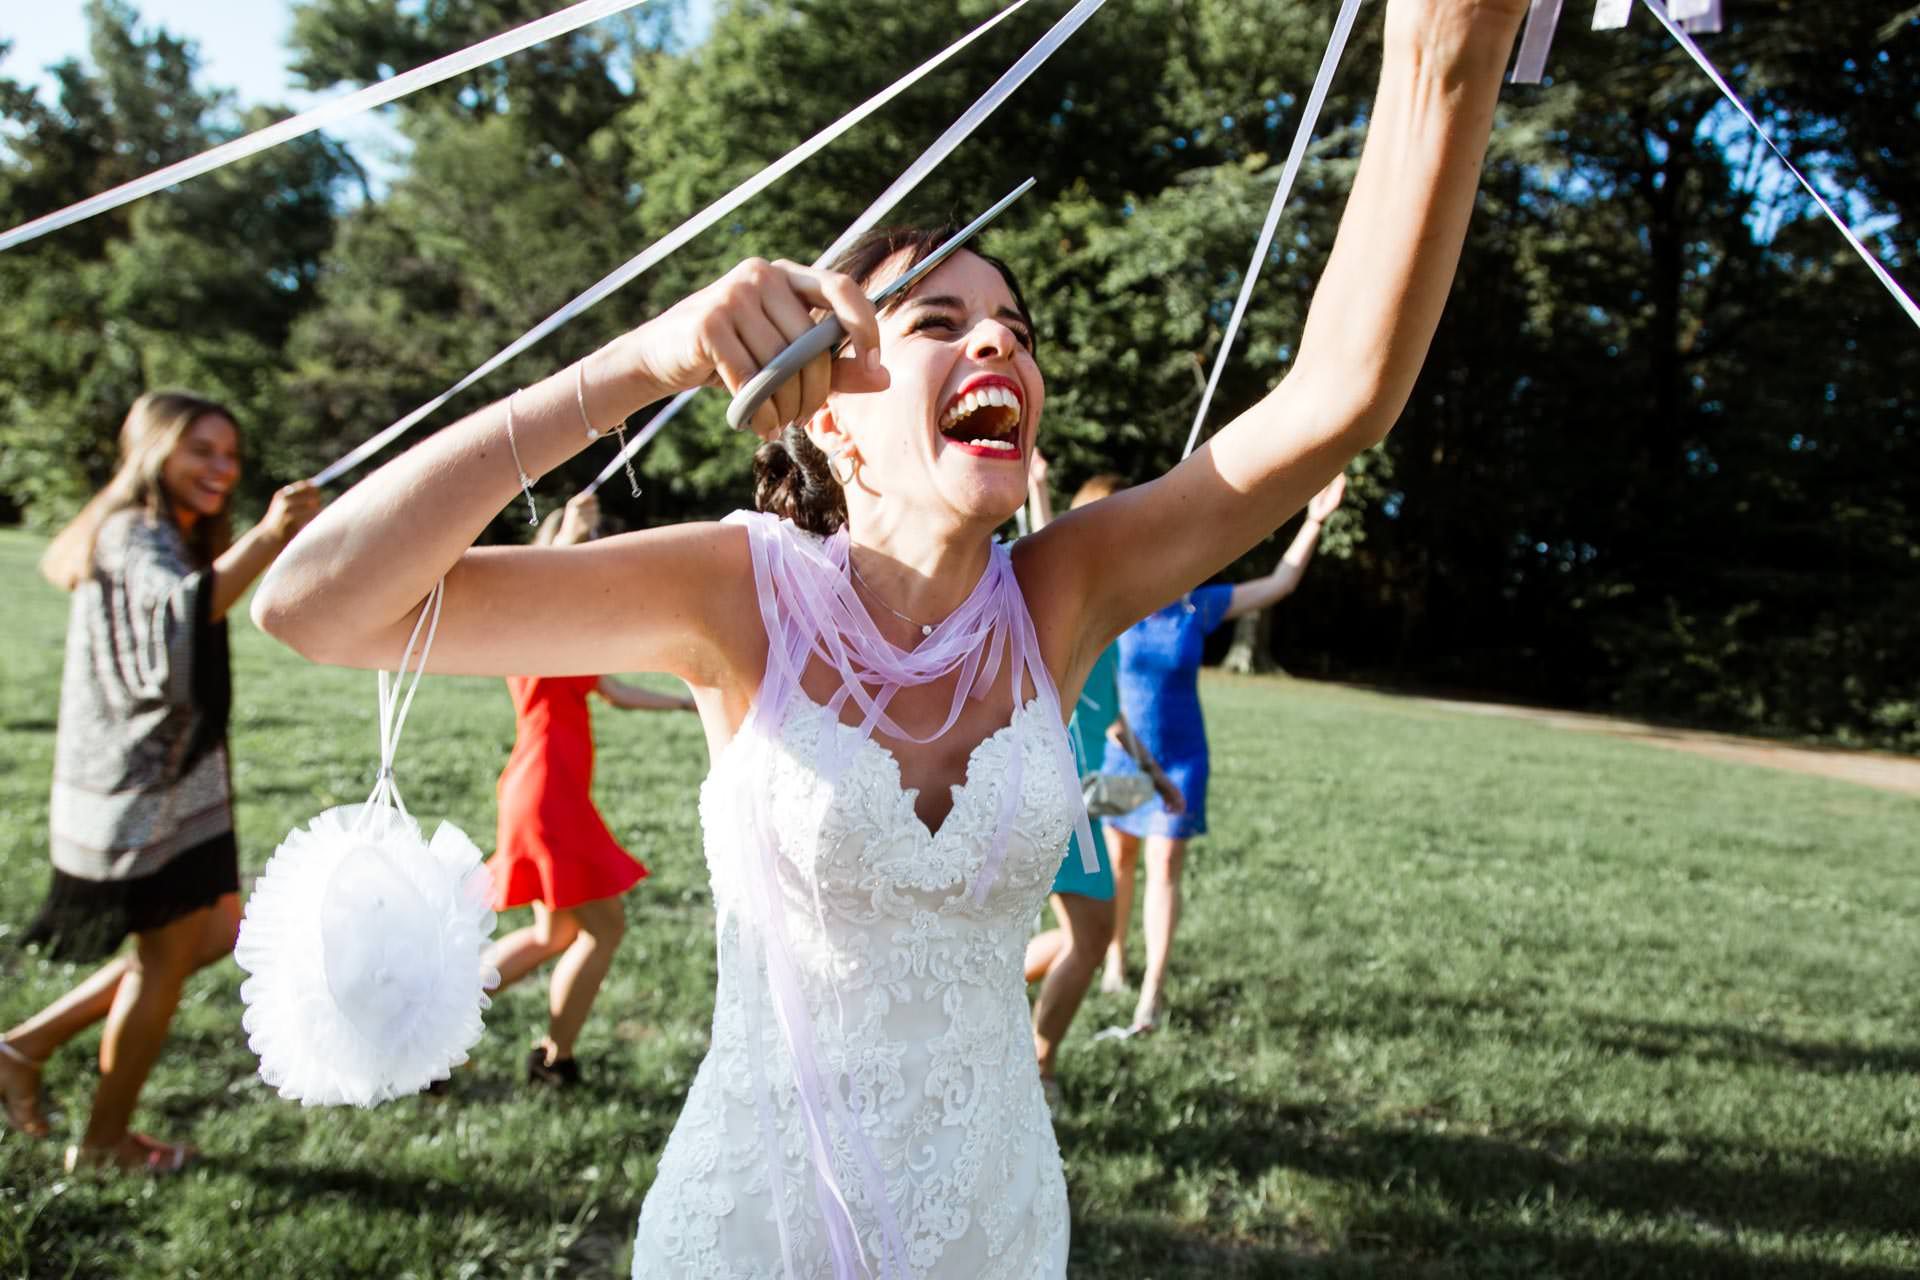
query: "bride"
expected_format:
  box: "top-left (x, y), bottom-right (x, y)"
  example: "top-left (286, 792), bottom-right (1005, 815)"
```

top-left (253, 1), bottom-right (1527, 1274)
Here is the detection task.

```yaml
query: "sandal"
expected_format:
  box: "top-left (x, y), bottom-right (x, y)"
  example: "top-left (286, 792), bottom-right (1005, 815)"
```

top-left (0, 1038), bottom-right (51, 1139)
top-left (63, 1132), bottom-right (194, 1176)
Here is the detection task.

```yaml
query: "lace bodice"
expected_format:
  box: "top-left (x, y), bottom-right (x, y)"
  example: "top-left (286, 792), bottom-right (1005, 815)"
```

top-left (632, 690), bottom-right (1074, 1278)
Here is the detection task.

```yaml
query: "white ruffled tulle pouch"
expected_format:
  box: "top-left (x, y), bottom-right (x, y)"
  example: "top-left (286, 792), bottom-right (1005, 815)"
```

top-left (235, 582), bottom-right (500, 1106)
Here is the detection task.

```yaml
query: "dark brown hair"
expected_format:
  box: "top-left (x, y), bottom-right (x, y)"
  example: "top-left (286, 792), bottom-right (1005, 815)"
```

top-left (752, 226), bottom-right (1038, 537)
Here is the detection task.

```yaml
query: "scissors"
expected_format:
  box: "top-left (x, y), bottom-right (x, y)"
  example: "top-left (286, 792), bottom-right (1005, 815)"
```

top-left (724, 177), bottom-right (1036, 433)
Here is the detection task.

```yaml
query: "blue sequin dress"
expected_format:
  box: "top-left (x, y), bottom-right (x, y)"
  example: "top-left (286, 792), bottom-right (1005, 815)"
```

top-left (1099, 585), bottom-right (1233, 840)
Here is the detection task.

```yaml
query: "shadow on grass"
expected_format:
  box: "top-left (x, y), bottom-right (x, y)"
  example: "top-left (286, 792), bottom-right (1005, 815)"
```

top-left (1581, 1012), bottom-right (1920, 1077)
top-left (1069, 1210), bottom-right (1920, 1279)
top-left (1068, 1085), bottom-right (1919, 1270)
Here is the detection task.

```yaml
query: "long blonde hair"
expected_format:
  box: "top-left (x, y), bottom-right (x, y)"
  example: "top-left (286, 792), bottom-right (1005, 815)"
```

top-left (40, 391), bottom-right (239, 591)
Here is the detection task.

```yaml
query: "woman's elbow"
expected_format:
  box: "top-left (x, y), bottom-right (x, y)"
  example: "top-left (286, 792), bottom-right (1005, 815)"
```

top-left (250, 566), bottom-right (354, 666)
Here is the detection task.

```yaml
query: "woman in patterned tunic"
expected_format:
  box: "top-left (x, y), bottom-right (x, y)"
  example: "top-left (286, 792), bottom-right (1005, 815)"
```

top-left (251, 4), bottom-right (1529, 1270)
top-left (0, 391), bottom-right (318, 1173)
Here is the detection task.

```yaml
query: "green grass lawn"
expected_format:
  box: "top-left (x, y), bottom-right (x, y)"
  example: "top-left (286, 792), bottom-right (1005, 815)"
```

top-left (2, 524), bottom-right (1916, 1279)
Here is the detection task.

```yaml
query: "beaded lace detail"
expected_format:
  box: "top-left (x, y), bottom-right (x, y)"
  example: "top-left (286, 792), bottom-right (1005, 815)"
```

top-left (632, 691), bottom-right (1072, 1278)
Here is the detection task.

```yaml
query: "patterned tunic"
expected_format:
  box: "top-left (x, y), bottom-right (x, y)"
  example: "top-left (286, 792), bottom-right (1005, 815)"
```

top-left (47, 509), bottom-right (231, 881)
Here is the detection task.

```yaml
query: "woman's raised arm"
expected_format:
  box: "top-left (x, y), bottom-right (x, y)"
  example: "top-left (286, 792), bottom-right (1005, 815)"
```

top-left (1035, 0), bottom-right (1527, 645)
top-left (252, 260), bottom-right (884, 683)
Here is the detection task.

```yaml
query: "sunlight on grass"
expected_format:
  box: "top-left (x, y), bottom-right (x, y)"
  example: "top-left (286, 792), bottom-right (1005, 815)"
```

top-left (2, 528), bottom-right (1915, 1278)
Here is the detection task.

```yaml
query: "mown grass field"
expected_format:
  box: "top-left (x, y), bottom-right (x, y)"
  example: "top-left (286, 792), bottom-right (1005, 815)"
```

top-left (1, 525), bottom-right (1915, 1278)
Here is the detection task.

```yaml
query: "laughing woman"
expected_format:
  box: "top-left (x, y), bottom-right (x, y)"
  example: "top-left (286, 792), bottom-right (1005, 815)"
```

top-left (1, 392), bottom-right (318, 1173)
top-left (250, 2), bottom-right (1527, 1272)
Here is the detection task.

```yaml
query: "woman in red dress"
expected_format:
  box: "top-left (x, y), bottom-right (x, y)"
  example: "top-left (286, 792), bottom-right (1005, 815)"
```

top-left (483, 494), bottom-right (693, 1086)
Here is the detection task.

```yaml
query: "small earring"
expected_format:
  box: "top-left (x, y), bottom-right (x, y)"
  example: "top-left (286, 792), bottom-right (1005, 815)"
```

top-left (828, 447), bottom-right (859, 488)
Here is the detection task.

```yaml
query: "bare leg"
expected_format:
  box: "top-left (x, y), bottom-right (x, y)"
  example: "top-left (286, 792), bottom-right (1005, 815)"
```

top-left (1133, 836), bottom-right (1187, 1030)
top-left (77, 905), bottom-right (210, 1153)
top-left (5, 891), bottom-right (238, 1140)
top-left (1032, 892), bottom-right (1115, 1081)
top-left (485, 902), bottom-right (579, 994)
top-left (541, 894), bottom-right (627, 1063)
top-left (1101, 827), bottom-right (1141, 994)
top-left (5, 957), bottom-right (133, 1064)
top-left (1024, 928), bottom-right (1066, 984)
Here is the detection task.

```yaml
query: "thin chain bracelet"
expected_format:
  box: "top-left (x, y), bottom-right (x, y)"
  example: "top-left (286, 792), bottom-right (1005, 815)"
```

top-left (504, 391), bottom-right (538, 525)
top-left (611, 416), bottom-right (641, 497)
top-left (578, 359), bottom-right (641, 497)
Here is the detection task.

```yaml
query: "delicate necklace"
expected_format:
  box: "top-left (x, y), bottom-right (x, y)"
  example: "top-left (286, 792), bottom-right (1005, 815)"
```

top-left (848, 553), bottom-right (936, 637)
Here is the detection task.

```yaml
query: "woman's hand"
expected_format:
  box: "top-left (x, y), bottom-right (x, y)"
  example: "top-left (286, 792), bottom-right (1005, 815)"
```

top-left (1305, 473), bottom-right (1347, 525)
top-left (618, 258), bottom-right (888, 441)
top-left (556, 493), bottom-right (600, 546)
top-left (1152, 770), bottom-right (1186, 817)
top-left (1027, 447), bottom-right (1049, 491)
top-left (264, 481), bottom-right (323, 544)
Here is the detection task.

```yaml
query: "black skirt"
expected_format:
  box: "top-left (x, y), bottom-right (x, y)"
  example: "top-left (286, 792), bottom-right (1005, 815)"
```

top-left (20, 830), bottom-right (240, 964)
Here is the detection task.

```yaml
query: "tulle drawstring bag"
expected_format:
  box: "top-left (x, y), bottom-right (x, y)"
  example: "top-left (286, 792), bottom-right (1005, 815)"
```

top-left (235, 582), bottom-right (499, 1106)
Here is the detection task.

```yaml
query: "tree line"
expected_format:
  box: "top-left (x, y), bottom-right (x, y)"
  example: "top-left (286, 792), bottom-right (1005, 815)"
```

top-left (4, 0), bottom-right (1915, 749)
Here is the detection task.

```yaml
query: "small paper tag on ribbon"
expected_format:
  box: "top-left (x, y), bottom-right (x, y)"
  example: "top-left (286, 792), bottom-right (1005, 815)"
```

top-left (1511, 0), bottom-right (1568, 84)
top-left (1593, 0), bottom-right (1632, 29)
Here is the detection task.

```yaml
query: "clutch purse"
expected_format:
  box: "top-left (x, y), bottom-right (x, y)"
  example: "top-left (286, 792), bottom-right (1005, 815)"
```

top-left (1082, 771), bottom-right (1154, 818)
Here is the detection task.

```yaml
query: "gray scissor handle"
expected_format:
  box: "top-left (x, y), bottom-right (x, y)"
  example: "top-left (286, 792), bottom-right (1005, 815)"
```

top-left (724, 314), bottom-right (847, 433)
top-left (724, 177), bottom-right (1036, 436)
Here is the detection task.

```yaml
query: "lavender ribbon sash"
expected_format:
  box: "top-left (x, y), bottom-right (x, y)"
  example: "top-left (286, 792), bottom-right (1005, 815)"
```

top-left (721, 511), bottom-right (1092, 1279)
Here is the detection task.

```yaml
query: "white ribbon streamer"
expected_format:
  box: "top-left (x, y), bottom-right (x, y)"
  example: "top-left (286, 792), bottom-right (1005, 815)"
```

top-left (578, 0), bottom-right (1107, 498)
top-left (0, 0), bottom-right (655, 254)
top-left (309, 0), bottom-right (1034, 489)
top-left (363, 580), bottom-right (446, 823)
top-left (1641, 0), bottom-right (1920, 330)
top-left (1593, 0), bottom-right (1633, 29)
top-left (1181, 0), bottom-right (1365, 459)
top-left (1511, 0), bottom-right (1569, 84)
top-left (819, 0), bottom-right (1106, 268)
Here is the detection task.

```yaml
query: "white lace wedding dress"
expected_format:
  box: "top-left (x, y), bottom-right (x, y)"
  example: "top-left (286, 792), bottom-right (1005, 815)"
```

top-left (631, 685), bottom-right (1075, 1278)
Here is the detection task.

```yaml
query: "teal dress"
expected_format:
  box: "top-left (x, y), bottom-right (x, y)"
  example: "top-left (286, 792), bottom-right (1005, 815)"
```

top-left (1051, 644), bottom-right (1120, 900)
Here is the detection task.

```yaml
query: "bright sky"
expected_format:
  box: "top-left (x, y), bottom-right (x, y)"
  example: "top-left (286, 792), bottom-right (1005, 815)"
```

top-left (5, 1), bottom-right (399, 165)
top-left (6, 1), bottom-right (322, 107)
top-left (1, 1), bottom-right (708, 170)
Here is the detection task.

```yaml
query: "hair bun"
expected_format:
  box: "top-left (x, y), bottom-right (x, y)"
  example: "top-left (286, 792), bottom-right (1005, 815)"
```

top-left (752, 426), bottom-right (846, 537)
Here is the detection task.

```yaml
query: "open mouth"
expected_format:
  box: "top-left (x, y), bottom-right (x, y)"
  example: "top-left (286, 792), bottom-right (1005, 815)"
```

top-left (937, 379), bottom-right (1023, 460)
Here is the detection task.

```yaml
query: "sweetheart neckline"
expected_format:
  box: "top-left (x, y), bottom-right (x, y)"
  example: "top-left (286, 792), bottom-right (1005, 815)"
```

top-left (705, 690), bottom-right (1051, 845)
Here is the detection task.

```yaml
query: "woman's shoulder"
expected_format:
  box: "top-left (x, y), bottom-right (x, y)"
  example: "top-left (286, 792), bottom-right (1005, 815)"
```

top-left (93, 507), bottom-right (186, 575)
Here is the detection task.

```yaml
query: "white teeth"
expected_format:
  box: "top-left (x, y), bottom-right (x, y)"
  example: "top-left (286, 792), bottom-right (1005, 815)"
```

top-left (965, 439), bottom-right (1017, 452)
top-left (939, 384), bottom-right (1022, 431)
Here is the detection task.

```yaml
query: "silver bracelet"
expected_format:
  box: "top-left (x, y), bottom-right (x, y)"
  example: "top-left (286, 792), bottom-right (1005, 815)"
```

top-left (578, 358), bottom-right (642, 497)
top-left (505, 391), bottom-right (538, 525)
top-left (574, 360), bottom-right (599, 440)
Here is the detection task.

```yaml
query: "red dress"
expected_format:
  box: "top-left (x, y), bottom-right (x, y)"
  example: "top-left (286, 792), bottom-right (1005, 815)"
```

top-left (488, 675), bottom-right (647, 911)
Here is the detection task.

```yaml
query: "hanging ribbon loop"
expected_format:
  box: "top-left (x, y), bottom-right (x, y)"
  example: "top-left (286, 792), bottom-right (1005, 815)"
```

top-left (360, 579), bottom-right (446, 823)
